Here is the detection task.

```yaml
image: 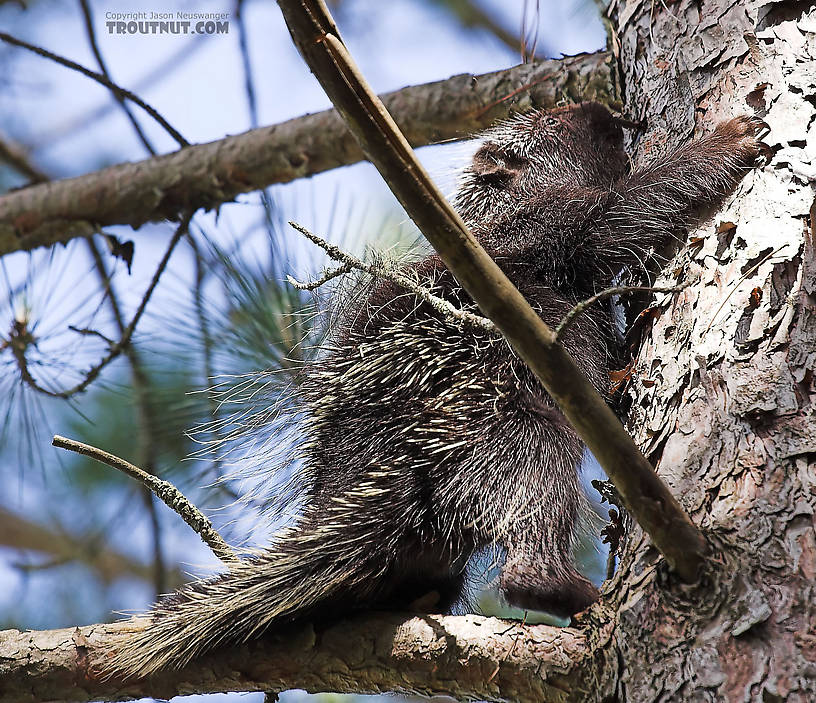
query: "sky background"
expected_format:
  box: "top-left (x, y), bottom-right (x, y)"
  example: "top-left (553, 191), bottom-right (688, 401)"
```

top-left (0, 1), bottom-right (606, 700)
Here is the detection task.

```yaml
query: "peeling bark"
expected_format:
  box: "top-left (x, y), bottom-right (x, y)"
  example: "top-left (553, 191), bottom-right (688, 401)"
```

top-left (601, 0), bottom-right (816, 700)
top-left (0, 54), bottom-right (612, 257)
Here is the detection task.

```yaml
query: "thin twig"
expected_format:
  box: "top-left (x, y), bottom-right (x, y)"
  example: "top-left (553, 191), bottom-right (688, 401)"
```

top-left (29, 34), bottom-right (206, 150)
top-left (86, 236), bottom-right (167, 594)
top-left (288, 221), bottom-right (496, 333)
top-left (236, 0), bottom-right (259, 129)
top-left (52, 435), bottom-right (236, 563)
top-left (288, 261), bottom-right (354, 291)
top-left (66, 215), bottom-right (192, 394)
top-left (11, 215), bottom-right (192, 399)
top-left (473, 72), bottom-right (556, 119)
top-left (234, 0), bottom-right (281, 261)
top-left (78, 0), bottom-right (157, 154)
top-left (520, 0), bottom-right (541, 62)
top-left (67, 326), bottom-right (114, 345)
top-left (555, 282), bottom-right (690, 340)
top-left (0, 31), bottom-right (188, 148)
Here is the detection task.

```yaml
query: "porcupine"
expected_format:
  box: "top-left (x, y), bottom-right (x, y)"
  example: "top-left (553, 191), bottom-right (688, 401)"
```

top-left (109, 102), bottom-right (769, 676)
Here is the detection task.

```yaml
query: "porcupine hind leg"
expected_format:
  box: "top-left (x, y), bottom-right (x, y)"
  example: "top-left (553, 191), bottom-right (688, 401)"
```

top-left (373, 532), bottom-right (473, 613)
top-left (497, 416), bottom-right (598, 619)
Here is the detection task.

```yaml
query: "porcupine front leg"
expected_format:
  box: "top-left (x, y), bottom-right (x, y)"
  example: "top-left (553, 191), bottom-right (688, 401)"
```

top-left (486, 116), bottom-right (770, 291)
top-left (584, 115), bottom-right (771, 273)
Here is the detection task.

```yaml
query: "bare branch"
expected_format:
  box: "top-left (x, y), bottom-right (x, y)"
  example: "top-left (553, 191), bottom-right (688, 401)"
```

top-left (51, 435), bottom-right (236, 564)
top-left (0, 613), bottom-right (604, 703)
top-left (276, 0), bottom-right (707, 583)
top-left (77, 0), bottom-right (158, 154)
top-left (0, 53), bottom-right (612, 256)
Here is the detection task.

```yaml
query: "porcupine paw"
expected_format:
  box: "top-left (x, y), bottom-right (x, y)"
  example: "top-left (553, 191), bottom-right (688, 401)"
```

top-left (714, 114), bottom-right (773, 168)
top-left (500, 566), bottom-right (599, 619)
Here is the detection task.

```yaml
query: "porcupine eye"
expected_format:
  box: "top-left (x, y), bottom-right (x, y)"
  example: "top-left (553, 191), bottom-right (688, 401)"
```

top-left (471, 143), bottom-right (526, 188)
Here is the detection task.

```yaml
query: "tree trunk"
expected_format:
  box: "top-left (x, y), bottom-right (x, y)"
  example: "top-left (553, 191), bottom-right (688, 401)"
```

top-left (602, 0), bottom-right (816, 699)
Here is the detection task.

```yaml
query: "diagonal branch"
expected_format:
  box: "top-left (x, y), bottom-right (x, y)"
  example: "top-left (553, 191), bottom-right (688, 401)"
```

top-left (276, 0), bottom-right (707, 583)
top-left (0, 613), bottom-right (607, 703)
top-left (0, 53), bottom-right (611, 256)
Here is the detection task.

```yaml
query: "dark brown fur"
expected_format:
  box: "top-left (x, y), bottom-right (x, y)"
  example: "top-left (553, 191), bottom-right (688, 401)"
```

top-left (110, 103), bottom-right (768, 676)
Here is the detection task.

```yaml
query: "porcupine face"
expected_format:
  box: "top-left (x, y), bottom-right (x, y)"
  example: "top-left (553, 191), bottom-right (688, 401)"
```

top-left (454, 102), bottom-right (628, 228)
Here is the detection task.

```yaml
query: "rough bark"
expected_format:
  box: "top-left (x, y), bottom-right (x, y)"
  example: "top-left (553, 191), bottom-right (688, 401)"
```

top-left (600, 0), bottom-right (816, 700)
top-left (0, 53), bottom-right (611, 257)
top-left (0, 613), bottom-right (612, 703)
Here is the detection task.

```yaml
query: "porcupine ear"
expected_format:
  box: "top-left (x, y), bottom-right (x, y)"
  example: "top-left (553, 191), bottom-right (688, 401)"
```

top-left (470, 142), bottom-right (524, 187)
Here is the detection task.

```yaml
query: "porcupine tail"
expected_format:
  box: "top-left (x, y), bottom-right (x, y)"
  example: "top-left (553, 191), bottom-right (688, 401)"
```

top-left (106, 508), bottom-right (392, 678)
